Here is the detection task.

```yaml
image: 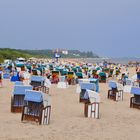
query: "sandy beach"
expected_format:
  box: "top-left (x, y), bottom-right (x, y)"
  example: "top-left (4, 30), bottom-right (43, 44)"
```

top-left (0, 67), bottom-right (140, 140)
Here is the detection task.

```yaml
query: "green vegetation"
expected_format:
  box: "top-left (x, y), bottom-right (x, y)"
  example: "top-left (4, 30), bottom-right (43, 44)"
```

top-left (0, 48), bottom-right (32, 63)
top-left (0, 48), bottom-right (99, 63)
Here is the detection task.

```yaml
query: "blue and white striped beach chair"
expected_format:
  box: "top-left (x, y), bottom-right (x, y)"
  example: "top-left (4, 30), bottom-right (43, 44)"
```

top-left (21, 90), bottom-right (51, 125)
top-left (11, 85), bottom-right (33, 113)
top-left (79, 82), bottom-right (96, 103)
top-left (108, 81), bottom-right (123, 101)
top-left (84, 89), bottom-right (100, 119)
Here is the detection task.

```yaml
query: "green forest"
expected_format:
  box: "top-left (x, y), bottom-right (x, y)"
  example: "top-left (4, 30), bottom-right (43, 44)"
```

top-left (0, 48), bottom-right (99, 63)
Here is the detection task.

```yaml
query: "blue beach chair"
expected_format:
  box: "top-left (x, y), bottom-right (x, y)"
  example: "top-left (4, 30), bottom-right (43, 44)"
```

top-left (30, 75), bottom-right (45, 89)
top-left (21, 90), bottom-right (51, 125)
top-left (108, 81), bottom-right (123, 101)
top-left (130, 87), bottom-right (140, 109)
top-left (79, 82), bottom-right (96, 103)
top-left (11, 85), bottom-right (33, 113)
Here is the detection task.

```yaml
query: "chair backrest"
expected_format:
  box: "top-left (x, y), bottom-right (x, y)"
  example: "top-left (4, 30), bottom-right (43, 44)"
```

top-left (99, 72), bottom-right (106, 77)
top-left (31, 75), bottom-right (45, 82)
top-left (52, 71), bottom-right (59, 75)
top-left (78, 79), bottom-right (90, 84)
top-left (86, 89), bottom-right (100, 103)
top-left (76, 72), bottom-right (82, 77)
top-left (131, 87), bottom-right (140, 95)
top-left (13, 85), bottom-right (33, 95)
top-left (24, 90), bottom-right (43, 102)
top-left (61, 70), bottom-right (68, 76)
top-left (67, 71), bottom-right (74, 78)
top-left (89, 78), bottom-right (98, 84)
top-left (80, 82), bottom-right (96, 91)
top-left (108, 81), bottom-right (117, 89)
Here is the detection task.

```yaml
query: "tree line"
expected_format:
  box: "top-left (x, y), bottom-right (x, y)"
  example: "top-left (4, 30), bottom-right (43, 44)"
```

top-left (0, 48), bottom-right (99, 63)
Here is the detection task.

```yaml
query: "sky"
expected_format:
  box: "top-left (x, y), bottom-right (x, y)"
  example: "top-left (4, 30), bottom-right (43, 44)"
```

top-left (0, 0), bottom-right (140, 57)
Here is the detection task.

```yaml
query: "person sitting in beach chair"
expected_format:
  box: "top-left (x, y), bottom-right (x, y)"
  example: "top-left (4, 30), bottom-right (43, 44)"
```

top-left (108, 81), bottom-right (123, 101)
top-left (79, 82), bottom-right (96, 103)
top-left (67, 71), bottom-right (75, 85)
top-left (130, 87), bottom-right (140, 109)
top-left (11, 85), bottom-right (33, 113)
top-left (84, 89), bottom-right (100, 119)
top-left (21, 90), bottom-right (51, 125)
top-left (51, 70), bottom-right (60, 84)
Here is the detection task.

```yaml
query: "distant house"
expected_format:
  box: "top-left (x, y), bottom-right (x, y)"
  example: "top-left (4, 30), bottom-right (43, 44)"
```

top-left (62, 50), bottom-right (68, 55)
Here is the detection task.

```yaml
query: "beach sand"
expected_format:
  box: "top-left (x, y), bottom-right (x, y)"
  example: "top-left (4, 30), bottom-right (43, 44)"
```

top-left (0, 67), bottom-right (140, 140)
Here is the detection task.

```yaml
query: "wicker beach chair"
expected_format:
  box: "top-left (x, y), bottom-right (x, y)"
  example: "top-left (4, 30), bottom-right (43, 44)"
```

top-left (108, 81), bottom-right (123, 101)
top-left (89, 78), bottom-right (99, 92)
top-left (79, 82), bottom-right (96, 103)
top-left (99, 72), bottom-right (106, 83)
top-left (76, 72), bottom-right (83, 79)
top-left (30, 75), bottom-right (45, 89)
top-left (84, 89), bottom-right (100, 119)
top-left (11, 85), bottom-right (33, 113)
top-left (130, 87), bottom-right (140, 109)
top-left (21, 90), bottom-right (51, 125)
top-left (51, 70), bottom-right (60, 84)
top-left (67, 71), bottom-right (75, 85)
top-left (123, 78), bottom-right (133, 93)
